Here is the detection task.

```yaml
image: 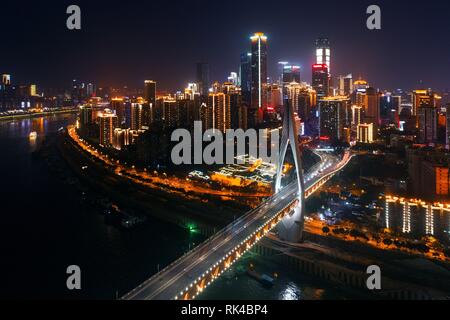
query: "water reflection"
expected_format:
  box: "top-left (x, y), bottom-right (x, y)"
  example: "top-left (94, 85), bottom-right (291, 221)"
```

top-left (279, 282), bottom-right (301, 300)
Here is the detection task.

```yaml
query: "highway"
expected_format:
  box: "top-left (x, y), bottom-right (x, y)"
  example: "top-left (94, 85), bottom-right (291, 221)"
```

top-left (122, 150), bottom-right (353, 300)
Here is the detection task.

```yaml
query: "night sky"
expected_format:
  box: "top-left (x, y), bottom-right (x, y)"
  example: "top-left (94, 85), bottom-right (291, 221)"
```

top-left (1, 0), bottom-right (450, 92)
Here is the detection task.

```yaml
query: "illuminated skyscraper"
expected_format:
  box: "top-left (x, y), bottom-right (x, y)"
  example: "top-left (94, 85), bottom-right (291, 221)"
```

top-left (338, 74), bottom-right (353, 96)
top-left (162, 99), bottom-right (179, 129)
top-left (282, 65), bottom-right (301, 84)
top-left (364, 87), bottom-right (381, 126)
top-left (250, 32), bottom-right (268, 125)
top-left (285, 82), bottom-right (315, 121)
top-left (315, 37), bottom-right (331, 73)
top-left (207, 93), bottom-right (230, 132)
top-left (110, 98), bottom-right (125, 126)
top-left (418, 105), bottom-right (437, 144)
top-left (227, 72), bottom-right (238, 86)
top-left (380, 92), bottom-right (401, 126)
top-left (79, 105), bottom-right (93, 127)
top-left (351, 105), bottom-right (362, 128)
top-left (268, 84), bottom-right (283, 112)
top-left (99, 109), bottom-right (118, 147)
top-left (277, 61), bottom-right (289, 84)
top-left (239, 52), bottom-right (252, 104)
top-left (357, 123), bottom-right (374, 143)
top-left (312, 64), bottom-right (329, 97)
top-left (196, 63), bottom-right (210, 96)
top-left (412, 89), bottom-right (438, 116)
top-left (130, 103), bottom-right (145, 131)
top-left (318, 96), bottom-right (351, 142)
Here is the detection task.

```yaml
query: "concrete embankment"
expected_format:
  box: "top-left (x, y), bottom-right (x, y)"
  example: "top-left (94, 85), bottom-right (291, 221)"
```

top-left (253, 233), bottom-right (450, 300)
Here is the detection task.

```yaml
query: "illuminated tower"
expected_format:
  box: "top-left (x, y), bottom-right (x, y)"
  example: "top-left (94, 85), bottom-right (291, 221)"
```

top-left (412, 89), bottom-right (437, 116)
top-left (275, 98), bottom-right (305, 243)
top-left (315, 37), bottom-right (331, 73)
top-left (318, 96), bottom-right (351, 142)
top-left (250, 32), bottom-right (268, 126)
top-left (99, 109), bottom-right (118, 147)
top-left (312, 64), bottom-right (329, 97)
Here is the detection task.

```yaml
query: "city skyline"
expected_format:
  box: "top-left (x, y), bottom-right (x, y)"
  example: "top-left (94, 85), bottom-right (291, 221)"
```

top-left (1, 1), bottom-right (450, 91)
top-left (1, 0), bottom-right (450, 304)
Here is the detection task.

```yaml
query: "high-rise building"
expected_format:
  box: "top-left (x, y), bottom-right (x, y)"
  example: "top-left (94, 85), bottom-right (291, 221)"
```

top-left (239, 52), bottom-right (252, 104)
top-left (79, 105), bottom-right (93, 127)
top-left (412, 89), bottom-right (438, 116)
top-left (86, 83), bottom-right (95, 97)
top-left (338, 74), bottom-right (353, 96)
top-left (196, 63), bottom-right (210, 96)
top-left (282, 65), bottom-right (301, 84)
top-left (357, 123), bottom-right (374, 143)
top-left (207, 93), bottom-right (230, 132)
top-left (110, 98), bottom-right (125, 126)
top-left (407, 147), bottom-right (450, 200)
top-left (277, 61), bottom-right (288, 84)
top-left (227, 93), bottom-right (246, 130)
top-left (312, 64), bottom-right (329, 98)
top-left (184, 83), bottom-right (200, 101)
top-left (351, 105), bottom-right (362, 128)
top-left (315, 37), bottom-right (331, 73)
top-left (144, 80), bottom-right (156, 106)
top-left (380, 92), bottom-right (401, 126)
top-left (268, 84), bottom-right (283, 113)
top-left (250, 32), bottom-right (268, 124)
top-left (227, 72), bottom-right (238, 86)
top-left (99, 109), bottom-right (118, 147)
top-left (113, 128), bottom-right (130, 151)
top-left (130, 103), bottom-right (145, 131)
top-left (162, 99), bottom-right (180, 129)
top-left (318, 96), bottom-right (350, 142)
top-left (418, 105), bottom-right (437, 144)
top-left (1, 74), bottom-right (11, 85)
top-left (384, 196), bottom-right (450, 241)
top-left (29, 84), bottom-right (37, 97)
top-left (446, 104), bottom-right (450, 149)
top-left (364, 87), bottom-right (381, 126)
top-left (352, 79), bottom-right (369, 107)
top-left (285, 82), bottom-right (316, 121)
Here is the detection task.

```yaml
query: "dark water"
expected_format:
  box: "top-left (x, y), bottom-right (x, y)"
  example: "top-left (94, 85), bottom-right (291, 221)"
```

top-left (0, 114), bottom-right (204, 299)
top-left (200, 252), bottom-right (356, 300)
top-left (0, 114), bottom-right (345, 300)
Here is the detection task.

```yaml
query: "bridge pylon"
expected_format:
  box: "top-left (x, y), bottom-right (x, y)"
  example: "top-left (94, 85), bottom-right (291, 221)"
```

top-left (274, 98), bottom-right (305, 243)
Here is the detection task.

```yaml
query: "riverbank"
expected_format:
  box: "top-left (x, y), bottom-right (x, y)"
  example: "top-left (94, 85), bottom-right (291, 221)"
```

top-left (254, 232), bottom-right (450, 299)
top-left (55, 128), bottom-right (247, 235)
top-left (0, 108), bottom-right (78, 121)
